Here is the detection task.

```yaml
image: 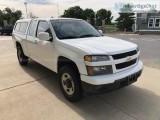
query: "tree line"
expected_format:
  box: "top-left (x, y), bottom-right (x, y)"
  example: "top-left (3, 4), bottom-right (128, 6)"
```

top-left (0, 5), bottom-right (135, 31)
top-left (61, 6), bottom-right (113, 26)
top-left (61, 6), bottom-right (135, 31)
top-left (0, 7), bottom-right (22, 27)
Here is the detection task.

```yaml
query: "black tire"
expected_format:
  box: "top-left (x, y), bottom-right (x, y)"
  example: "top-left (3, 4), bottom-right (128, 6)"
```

top-left (59, 65), bottom-right (83, 102)
top-left (17, 45), bottom-right (28, 66)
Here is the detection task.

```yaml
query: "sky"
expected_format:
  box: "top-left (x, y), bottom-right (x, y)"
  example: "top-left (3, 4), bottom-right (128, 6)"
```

top-left (0, 0), bottom-right (159, 21)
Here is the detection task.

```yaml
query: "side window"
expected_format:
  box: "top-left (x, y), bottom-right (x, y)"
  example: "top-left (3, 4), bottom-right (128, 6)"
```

top-left (154, 18), bottom-right (160, 28)
top-left (19, 22), bottom-right (28, 33)
top-left (28, 20), bottom-right (37, 36)
top-left (36, 21), bottom-right (52, 38)
top-left (15, 23), bottom-right (21, 32)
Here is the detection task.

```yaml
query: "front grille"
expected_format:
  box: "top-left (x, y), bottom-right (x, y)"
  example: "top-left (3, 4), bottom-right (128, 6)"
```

top-left (112, 50), bottom-right (137, 60)
top-left (116, 59), bottom-right (137, 70)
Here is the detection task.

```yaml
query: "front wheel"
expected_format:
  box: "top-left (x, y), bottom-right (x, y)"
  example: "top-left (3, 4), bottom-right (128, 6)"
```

top-left (59, 65), bottom-right (83, 102)
top-left (17, 45), bottom-right (28, 66)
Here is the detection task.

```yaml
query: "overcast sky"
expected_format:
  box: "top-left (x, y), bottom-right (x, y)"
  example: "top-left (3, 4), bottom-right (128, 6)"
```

top-left (0, 0), bottom-right (159, 21)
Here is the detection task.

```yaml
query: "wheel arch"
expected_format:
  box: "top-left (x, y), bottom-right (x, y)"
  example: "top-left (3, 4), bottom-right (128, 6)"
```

top-left (15, 41), bottom-right (28, 57)
top-left (16, 41), bottom-right (21, 48)
top-left (57, 56), bottom-right (80, 75)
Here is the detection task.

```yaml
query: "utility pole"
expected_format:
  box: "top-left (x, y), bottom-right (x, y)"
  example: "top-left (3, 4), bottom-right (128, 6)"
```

top-left (24, 1), bottom-right (28, 18)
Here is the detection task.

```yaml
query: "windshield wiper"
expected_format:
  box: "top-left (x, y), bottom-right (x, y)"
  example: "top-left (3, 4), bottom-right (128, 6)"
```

top-left (60, 36), bottom-right (78, 40)
top-left (78, 34), bottom-right (99, 38)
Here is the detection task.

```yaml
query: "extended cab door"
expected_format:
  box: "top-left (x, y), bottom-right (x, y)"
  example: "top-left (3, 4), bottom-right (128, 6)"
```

top-left (27, 20), bottom-right (57, 71)
top-left (26, 20), bottom-right (38, 59)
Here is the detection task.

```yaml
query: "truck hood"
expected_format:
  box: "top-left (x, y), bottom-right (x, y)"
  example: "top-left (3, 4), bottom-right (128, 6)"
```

top-left (61, 36), bottom-right (137, 55)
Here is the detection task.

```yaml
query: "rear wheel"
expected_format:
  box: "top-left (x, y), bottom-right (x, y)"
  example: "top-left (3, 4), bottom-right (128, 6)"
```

top-left (17, 45), bottom-right (28, 66)
top-left (59, 65), bottom-right (83, 102)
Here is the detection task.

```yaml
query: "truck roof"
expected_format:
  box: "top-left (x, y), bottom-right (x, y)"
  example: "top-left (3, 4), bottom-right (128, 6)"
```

top-left (16, 18), bottom-right (82, 23)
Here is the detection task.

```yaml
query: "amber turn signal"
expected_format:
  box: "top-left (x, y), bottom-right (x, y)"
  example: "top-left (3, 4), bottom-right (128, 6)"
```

top-left (84, 56), bottom-right (91, 62)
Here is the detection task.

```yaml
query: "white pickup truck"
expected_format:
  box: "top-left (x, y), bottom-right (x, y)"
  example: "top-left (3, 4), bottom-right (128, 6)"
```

top-left (12, 18), bottom-right (143, 102)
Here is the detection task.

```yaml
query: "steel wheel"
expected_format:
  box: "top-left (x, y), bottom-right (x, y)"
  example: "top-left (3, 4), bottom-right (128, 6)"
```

top-left (59, 65), bottom-right (83, 102)
top-left (61, 73), bottom-right (75, 96)
top-left (18, 48), bottom-right (23, 62)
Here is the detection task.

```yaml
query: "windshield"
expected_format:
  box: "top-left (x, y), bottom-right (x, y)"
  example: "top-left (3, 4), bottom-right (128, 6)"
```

top-left (51, 19), bottom-right (102, 40)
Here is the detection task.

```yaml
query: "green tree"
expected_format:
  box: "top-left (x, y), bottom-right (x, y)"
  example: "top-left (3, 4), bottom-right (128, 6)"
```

top-left (0, 7), bottom-right (22, 27)
top-left (61, 6), bottom-right (84, 19)
top-left (0, 10), bottom-right (3, 27)
top-left (13, 10), bottom-right (22, 20)
top-left (96, 9), bottom-right (113, 25)
top-left (115, 4), bottom-right (135, 31)
top-left (83, 8), bottom-right (95, 25)
top-left (10, 17), bottom-right (17, 25)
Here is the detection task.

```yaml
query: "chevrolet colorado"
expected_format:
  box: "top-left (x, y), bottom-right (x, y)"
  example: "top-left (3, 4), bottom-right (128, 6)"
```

top-left (12, 18), bottom-right (143, 102)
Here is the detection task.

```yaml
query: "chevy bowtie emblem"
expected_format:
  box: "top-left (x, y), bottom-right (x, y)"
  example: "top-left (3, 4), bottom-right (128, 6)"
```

top-left (126, 56), bottom-right (132, 62)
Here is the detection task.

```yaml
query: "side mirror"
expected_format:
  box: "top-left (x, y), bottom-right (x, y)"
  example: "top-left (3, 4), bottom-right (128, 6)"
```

top-left (98, 30), bottom-right (103, 34)
top-left (38, 32), bottom-right (50, 41)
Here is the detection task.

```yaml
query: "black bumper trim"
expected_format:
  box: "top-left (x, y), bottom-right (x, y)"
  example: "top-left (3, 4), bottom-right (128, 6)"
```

top-left (82, 70), bottom-right (143, 95)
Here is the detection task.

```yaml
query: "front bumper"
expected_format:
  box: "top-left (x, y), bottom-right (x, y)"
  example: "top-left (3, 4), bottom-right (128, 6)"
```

top-left (81, 61), bottom-right (143, 95)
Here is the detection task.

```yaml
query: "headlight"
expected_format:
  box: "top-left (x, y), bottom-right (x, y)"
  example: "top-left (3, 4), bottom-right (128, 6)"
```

top-left (84, 55), bottom-right (110, 62)
top-left (86, 65), bottom-right (113, 76)
top-left (84, 55), bottom-right (112, 76)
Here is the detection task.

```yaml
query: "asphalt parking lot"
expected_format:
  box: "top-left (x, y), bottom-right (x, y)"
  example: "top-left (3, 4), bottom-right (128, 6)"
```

top-left (0, 35), bottom-right (160, 120)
